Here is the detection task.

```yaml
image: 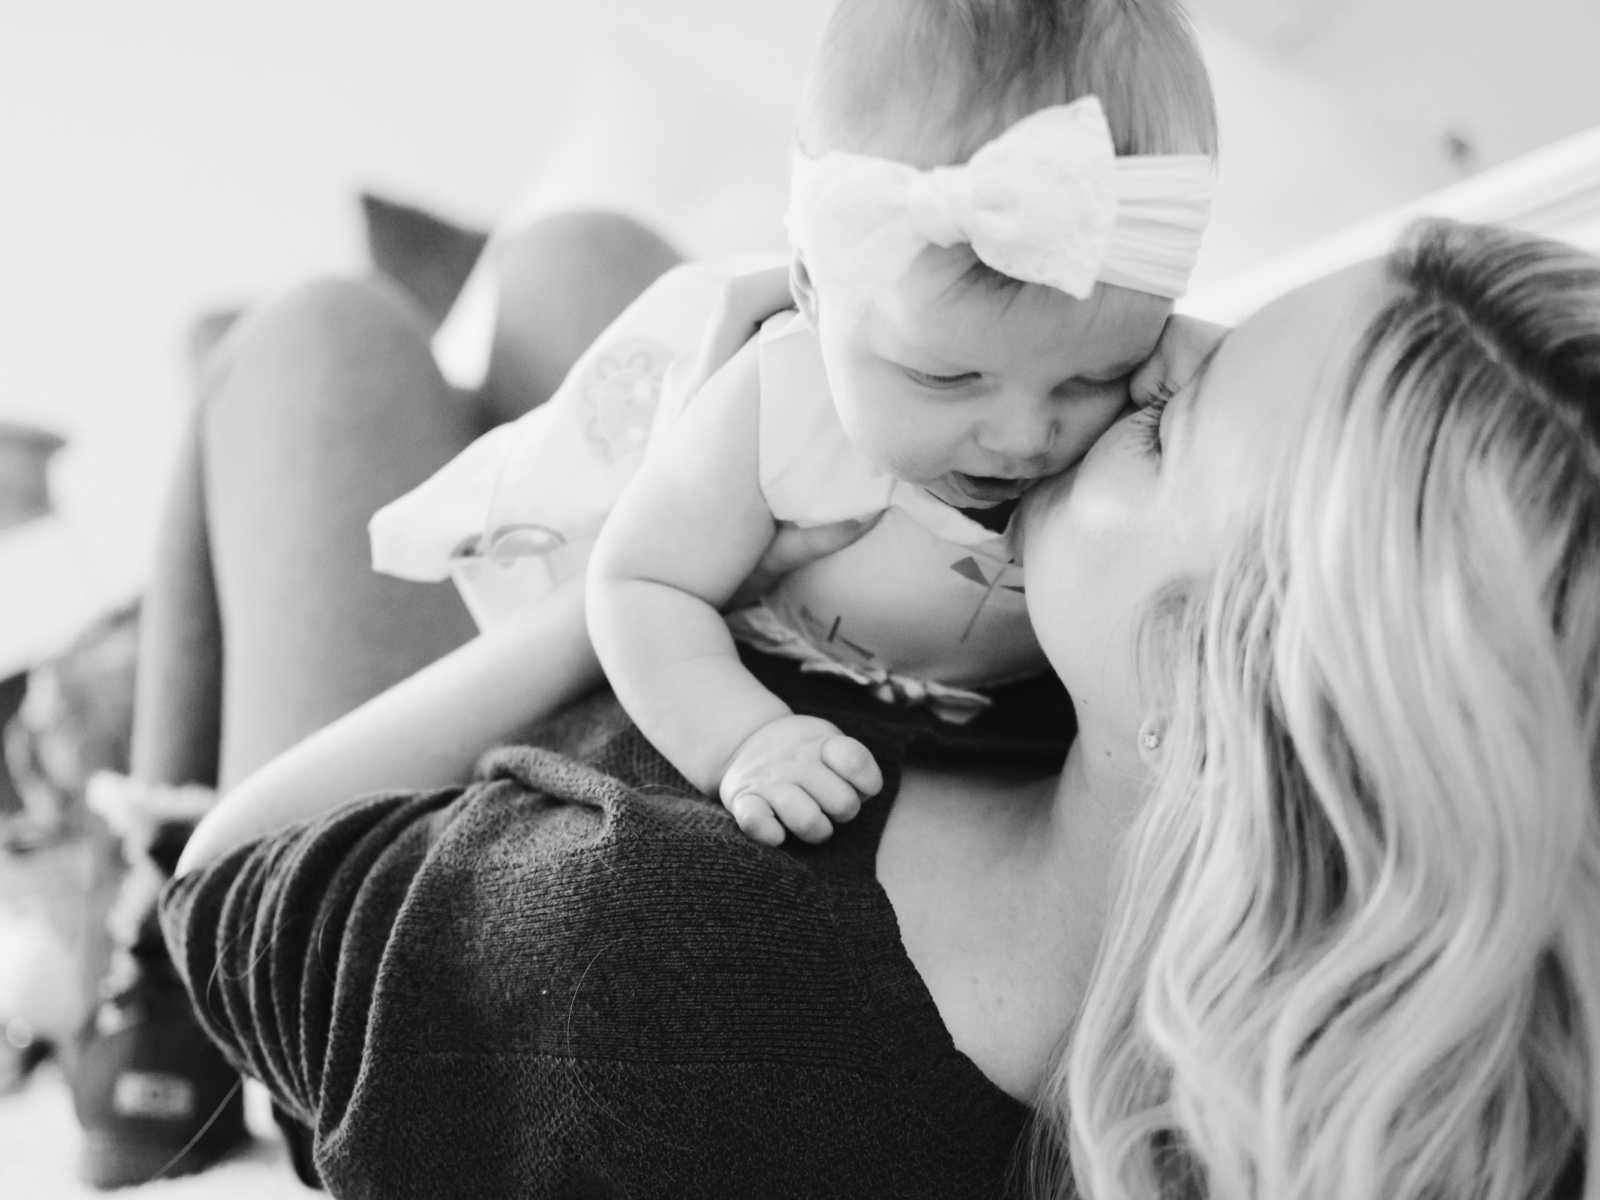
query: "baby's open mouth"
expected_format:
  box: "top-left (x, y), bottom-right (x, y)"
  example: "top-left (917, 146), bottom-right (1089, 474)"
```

top-left (953, 473), bottom-right (1032, 504)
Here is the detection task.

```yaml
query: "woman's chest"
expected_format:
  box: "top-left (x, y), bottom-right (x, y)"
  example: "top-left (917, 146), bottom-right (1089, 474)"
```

top-left (874, 769), bottom-right (1109, 1102)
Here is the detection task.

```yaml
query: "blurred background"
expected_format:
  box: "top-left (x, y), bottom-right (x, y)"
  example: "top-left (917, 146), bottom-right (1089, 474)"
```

top-left (6, 0), bottom-right (1600, 647)
top-left (2, 0), bottom-right (1600, 1190)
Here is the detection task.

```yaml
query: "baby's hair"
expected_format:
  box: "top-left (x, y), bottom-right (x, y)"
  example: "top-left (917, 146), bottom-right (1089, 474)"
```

top-left (801, 0), bottom-right (1217, 163)
top-left (800, 0), bottom-right (1217, 296)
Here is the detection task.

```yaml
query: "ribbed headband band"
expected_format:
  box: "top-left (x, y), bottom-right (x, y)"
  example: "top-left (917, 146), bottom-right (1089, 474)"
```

top-left (786, 95), bottom-right (1216, 300)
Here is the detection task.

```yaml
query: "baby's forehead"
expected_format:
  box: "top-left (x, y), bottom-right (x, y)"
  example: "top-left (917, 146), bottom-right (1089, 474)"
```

top-left (862, 263), bottom-right (1170, 374)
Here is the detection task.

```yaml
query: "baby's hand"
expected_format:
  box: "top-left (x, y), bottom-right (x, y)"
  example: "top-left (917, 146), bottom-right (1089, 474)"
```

top-left (1129, 314), bottom-right (1229, 407)
top-left (679, 264), bottom-right (794, 402)
top-left (719, 715), bottom-right (883, 846)
top-left (726, 512), bottom-right (884, 611)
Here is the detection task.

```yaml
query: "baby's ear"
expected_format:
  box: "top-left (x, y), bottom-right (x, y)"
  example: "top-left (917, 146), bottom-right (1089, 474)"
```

top-left (789, 255), bottom-right (820, 326)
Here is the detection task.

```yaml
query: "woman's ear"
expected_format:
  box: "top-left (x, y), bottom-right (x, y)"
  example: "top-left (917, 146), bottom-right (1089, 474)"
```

top-left (790, 255), bottom-right (820, 326)
top-left (1136, 714), bottom-right (1168, 769)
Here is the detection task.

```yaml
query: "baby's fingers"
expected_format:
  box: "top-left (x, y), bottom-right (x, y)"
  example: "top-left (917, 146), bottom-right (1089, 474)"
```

top-left (681, 265), bottom-right (793, 401)
top-left (728, 791), bottom-right (787, 847)
top-left (802, 768), bottom-right (863, 825)
top-left (766, 784), bottom-right (835, 845)
top-left (1128, 314), bottom-right (1229, 408)
top-left (820, 736), bottom-right (883, 798)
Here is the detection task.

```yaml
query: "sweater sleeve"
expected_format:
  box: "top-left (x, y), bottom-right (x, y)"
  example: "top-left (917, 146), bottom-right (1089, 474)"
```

top-left (156, 786), bottom-right (460, 1133)
top-left (155, 731), bottom-right (1031, 1198)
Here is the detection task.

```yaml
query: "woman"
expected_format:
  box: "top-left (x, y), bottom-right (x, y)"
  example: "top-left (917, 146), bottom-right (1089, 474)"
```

top-left (121, 215), bottom-right (1598, 1197)
top-left (1027, 221), bottom-right (1596, 1198)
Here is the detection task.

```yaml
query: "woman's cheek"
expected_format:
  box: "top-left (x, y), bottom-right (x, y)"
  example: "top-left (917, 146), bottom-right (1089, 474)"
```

top-left (1027, 438), bottom-right (1147, 573)
top-left (1022, 444), bottom-right (1159, 666)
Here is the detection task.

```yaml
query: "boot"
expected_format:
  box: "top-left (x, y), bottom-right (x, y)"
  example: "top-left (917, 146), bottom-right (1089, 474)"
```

top-left (65, 773), bottom-right (248, 1189)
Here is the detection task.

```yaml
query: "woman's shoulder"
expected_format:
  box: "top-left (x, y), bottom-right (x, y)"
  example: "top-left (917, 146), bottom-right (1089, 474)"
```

top-left (161, 692), bottom-right (1030, 1195)
top-left (416, 700), bottom-right (921, 1058)
top-left (385, 730), bottom-right (1029, 1188)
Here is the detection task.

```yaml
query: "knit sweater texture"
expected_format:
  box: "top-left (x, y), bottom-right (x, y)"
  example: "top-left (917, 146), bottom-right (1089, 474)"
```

top-left (158, 681), bottom-right (1041, 1199)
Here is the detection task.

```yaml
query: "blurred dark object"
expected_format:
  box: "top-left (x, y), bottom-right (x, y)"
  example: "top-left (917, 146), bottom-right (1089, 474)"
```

top-left (0, 420), bottom-right (69, 821)
top-left (0, 675), bottom-right (26, 820)
top-left (4, 603), bottom-right (139, 853)
top-left (185, 191), bottom-right (490, 383)
top-left (0, 605), bottom-right (140, 1095)
top-left (66, 785), bottom-right (248, 1189)
top-left (1, 1013), bottom-right (54, 1094)
top-left (359, 190), bottom-right (489, 329)
top-left (0, 420), bottom-right (65, 534)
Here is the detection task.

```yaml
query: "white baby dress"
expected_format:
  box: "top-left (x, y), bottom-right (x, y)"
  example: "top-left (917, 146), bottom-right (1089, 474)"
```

top-left (369, 259), bottom-right (1046, 719)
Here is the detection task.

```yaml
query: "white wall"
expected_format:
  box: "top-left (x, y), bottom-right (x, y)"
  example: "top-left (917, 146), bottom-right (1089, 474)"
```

top-left (5, 0), bottom-right (1600, 636)
top-left (1, 2), bottom-right (827, 613)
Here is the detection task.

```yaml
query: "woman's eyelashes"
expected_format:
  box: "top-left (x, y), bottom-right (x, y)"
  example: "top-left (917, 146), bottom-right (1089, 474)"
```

top-left (1132, 392), bottom-right (1171, 457)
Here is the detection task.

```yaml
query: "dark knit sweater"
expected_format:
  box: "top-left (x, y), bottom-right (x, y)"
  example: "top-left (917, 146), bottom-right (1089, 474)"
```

top-left (158, 684), bottom-right (1037, 1199)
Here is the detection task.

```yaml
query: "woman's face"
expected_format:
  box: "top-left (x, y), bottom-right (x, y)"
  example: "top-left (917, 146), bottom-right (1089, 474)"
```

top-left (1020, 262), bottom-right (1391, 749)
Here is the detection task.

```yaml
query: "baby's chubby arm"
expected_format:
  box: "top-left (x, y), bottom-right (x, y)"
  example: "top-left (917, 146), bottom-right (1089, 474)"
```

top-left (587, 341), bottom-right (882, 845)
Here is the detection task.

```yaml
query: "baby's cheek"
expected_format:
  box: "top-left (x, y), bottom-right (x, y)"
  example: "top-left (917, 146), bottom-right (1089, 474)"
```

top-left (843, 397), bottom-right (952, 483)
top-left (872, 441), bottom-right (944, 485)
top-left (1058, 395), bottom-right (1132, 465)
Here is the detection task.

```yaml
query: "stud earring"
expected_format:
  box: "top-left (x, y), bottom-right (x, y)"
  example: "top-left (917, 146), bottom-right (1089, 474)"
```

top-left (1140, 727), bottom-right (1162, 752)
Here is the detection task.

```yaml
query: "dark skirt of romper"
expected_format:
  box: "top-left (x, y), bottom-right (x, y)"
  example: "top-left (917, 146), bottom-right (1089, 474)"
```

top-left (740, 647), bottom-right (1076, 772)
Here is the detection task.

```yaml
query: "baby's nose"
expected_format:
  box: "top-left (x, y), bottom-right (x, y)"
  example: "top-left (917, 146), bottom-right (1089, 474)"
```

top-left (978, 395), bottom-right (1058, 462)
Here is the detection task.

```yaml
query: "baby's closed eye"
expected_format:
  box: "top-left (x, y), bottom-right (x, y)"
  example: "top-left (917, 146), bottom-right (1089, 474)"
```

top-left (899, 364), bottom-right (981, 389)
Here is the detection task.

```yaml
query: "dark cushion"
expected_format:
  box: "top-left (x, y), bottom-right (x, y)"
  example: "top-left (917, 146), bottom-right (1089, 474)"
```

top-left (357, 191), bottom-right (490, 330)
top-left (186, 192), bottom-right (492, 374)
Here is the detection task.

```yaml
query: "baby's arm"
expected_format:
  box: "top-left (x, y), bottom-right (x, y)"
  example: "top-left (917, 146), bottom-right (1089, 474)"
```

top-left (587, 342), bottom-right (882, 845)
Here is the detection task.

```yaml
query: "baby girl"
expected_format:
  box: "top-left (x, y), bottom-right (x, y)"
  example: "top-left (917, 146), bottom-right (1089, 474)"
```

top-left (374, 0), bottom-right (1218, 845)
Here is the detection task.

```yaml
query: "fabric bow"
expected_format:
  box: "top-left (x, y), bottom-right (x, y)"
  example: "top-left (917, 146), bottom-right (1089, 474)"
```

top-left (786, 95), bottom-right (1214, 300)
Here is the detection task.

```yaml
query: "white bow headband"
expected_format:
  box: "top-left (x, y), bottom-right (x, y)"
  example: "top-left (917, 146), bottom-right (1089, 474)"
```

top-left (786, 96), bottom-right (1216, 301)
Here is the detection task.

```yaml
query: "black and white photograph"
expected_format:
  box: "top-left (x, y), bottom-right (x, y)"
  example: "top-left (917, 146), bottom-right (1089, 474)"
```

top-left (2, 1), bottom-right (1597, 1196)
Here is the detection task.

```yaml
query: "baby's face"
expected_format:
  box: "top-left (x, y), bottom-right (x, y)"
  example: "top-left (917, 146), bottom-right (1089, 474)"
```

top-left (810, 249), bottom-right (1171, 512)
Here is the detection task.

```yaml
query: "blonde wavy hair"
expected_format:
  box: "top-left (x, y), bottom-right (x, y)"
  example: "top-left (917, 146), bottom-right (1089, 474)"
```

top-left (1036, 220), bottom-right (1600, 1199)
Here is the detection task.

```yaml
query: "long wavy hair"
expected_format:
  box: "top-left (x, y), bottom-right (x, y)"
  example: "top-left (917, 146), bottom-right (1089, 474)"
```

top-left (1036, 219), bottom-right (1600, 1199)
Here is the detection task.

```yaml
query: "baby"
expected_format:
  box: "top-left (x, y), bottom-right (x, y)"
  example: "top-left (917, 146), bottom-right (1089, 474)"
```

top-left (373, 0), bottom-right (1218, 845)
